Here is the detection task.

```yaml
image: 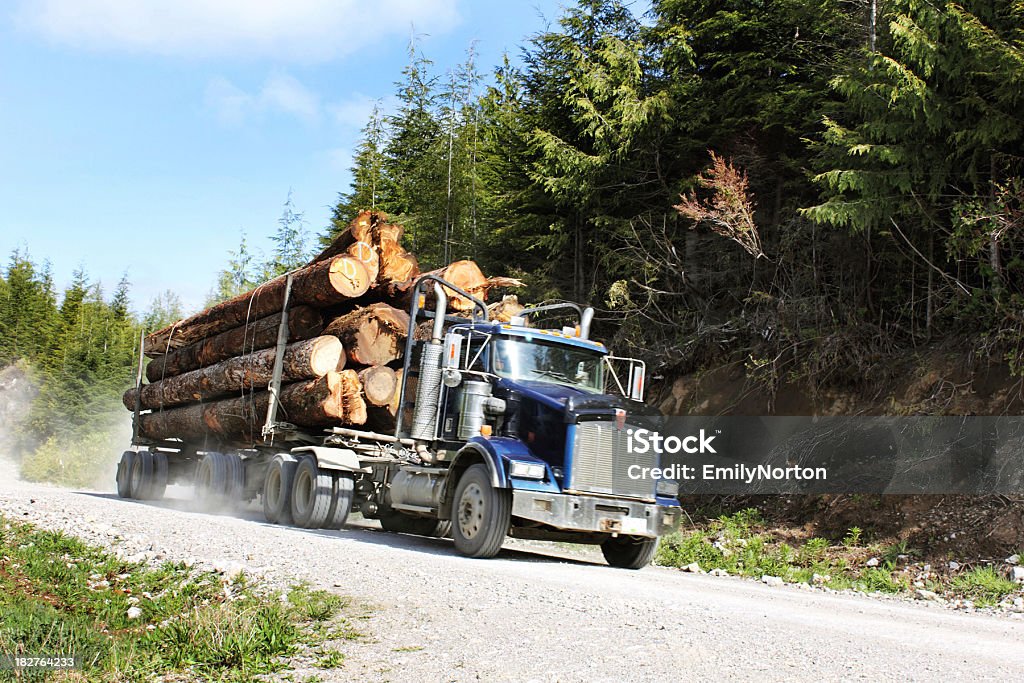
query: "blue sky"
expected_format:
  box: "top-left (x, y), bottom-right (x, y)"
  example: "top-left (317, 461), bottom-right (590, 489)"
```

top-left (0, 0), bottom-right (581, 313)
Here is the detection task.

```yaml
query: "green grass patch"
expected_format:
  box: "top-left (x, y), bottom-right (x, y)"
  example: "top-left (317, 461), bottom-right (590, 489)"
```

top-left (0, 516), bottom-right (360, 681)
top-left (655, 509), bottom-right (1023, 604)
top-left (950, 566), bottom-right (1019, 607)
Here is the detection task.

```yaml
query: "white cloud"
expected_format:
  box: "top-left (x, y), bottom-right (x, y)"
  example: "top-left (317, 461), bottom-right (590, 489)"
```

top-left (16, 0), bottom-right (460, 62)
top-left (205, 71), bottom-right (321, 125)
top-left (328, 94), bottom-right (398, 130)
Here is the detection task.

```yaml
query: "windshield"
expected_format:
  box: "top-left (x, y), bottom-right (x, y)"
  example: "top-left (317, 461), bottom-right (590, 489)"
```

top-left (491, 337), bottom-right (605, 393)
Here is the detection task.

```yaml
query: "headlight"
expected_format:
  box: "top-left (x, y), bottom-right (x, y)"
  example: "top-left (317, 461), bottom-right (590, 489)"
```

top-left (656, 479), bottom-right (679, 497)
top-left (509, 460), bottom-right (546, 480)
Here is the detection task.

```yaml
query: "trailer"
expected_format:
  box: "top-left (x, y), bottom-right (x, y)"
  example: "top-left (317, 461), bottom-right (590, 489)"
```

top-left (116, 275), bottom-right (682, 569)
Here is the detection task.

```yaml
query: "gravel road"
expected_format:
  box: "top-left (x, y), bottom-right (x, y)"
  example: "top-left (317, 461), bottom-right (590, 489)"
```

top-left (1, 476), bottom-right (1022, 682)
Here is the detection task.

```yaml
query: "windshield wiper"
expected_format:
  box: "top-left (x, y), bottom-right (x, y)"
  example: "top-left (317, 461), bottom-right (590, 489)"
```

top-left (530, 369), bottom-right (572, 382)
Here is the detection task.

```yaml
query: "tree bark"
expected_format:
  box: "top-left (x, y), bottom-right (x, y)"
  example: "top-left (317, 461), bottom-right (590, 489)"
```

top-left (323, 303), bottom-right (410, 366)
top-left (145, 255), bottom-right (370, 355)
top-left (138, 370), bottom-right (366, 442)
top-left (126, 336), bottom-right (343, 410)
top-left (145, 306), bottom-right (322, 382)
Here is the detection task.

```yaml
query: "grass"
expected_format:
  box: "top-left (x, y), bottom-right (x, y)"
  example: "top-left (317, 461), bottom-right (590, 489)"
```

top-left (0, 516), bottom-right (360, 681)
top-left (655, 509), bottom-right (1023, 604)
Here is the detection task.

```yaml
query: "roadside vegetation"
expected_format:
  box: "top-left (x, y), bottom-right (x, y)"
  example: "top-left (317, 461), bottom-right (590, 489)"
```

top-left (0, 516), bottom-right (358, 681)
top-left (655, 508), bottom-right (1023, 608)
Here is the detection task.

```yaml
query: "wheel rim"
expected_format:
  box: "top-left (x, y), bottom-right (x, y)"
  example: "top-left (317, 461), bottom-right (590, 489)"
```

top-left (457, 482), bottom-right (485, 540)
top-left (266, 467), bottom-right (281, 508)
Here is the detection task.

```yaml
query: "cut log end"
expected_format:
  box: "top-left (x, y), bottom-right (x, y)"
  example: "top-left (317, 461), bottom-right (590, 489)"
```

top-left (358, 366), bottom-right (398, 407)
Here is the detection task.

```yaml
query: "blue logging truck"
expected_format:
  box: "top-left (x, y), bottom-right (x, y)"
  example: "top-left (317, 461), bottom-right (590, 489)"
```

top-left (117, 275), bottom-right (681, 569)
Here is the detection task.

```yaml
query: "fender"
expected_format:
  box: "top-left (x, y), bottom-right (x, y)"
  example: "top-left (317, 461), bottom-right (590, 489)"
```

top-left (291, 446), bottom-right (368, 473)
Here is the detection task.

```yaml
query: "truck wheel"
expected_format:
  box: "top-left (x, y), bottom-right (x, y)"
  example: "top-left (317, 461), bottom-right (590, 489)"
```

top-left (451, 464), bottom-right (510, 558)
top-left (225, 452), bottom-right (245, 501)
top-left (195, 452), bottom-right (229, 506)
top-left (149, 451), bottom-right (168, 500)
top-left (116, 451), bottom-right (136, 499)
top-left (321, 472), bottom-right (355, 530)
top-left (290, 456), bottom-right (332, 529)
top-left (262, 454), bottom-right (297, 525)
top-left (379, 511), bottom-right (451, 538)
top-left (130, 449), bottom-right (154, 499)
top-left (601, 535), bottom-right (658, 569)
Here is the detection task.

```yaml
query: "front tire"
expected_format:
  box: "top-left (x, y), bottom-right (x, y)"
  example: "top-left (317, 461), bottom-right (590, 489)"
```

top-left (450, 464), bottom-right (510, 558)
top-left (601, 535), bottom-right (658, 569)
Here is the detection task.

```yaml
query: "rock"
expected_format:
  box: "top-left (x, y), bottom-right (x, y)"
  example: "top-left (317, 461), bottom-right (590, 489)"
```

top-left (812, 573), bottom-right (829, 585)
top-left (1013, 597), bottom-right (1024, 612)
top-left (709, 568), bottom-right (729, 577)
top-left (865, 557), bottom-right (879, 567)
top-left (762, 575), bottom-right (784, 587)
top-left (948, 561), bottom-right (960, 571)
top-left (1012, 567), bottom-right (1024, 584)
top-left (126, 606), bottom-right (143, 619)
top-left (1006, 554), bottom-right (1020, 565)
top-left (682, 562), bottom-right (702, 573)
top-left (914, 589), bottom-right (940, 601)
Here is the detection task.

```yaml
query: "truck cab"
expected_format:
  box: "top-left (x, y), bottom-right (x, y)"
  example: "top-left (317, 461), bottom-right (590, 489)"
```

top-left (386, 282), bottom-right (682, 568)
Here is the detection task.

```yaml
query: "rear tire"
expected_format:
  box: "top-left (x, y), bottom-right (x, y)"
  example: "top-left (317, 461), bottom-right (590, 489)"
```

top-left (149, 451), bottom-right (168, 500)
top-left (379, 511), bottom-right (451, 538)
top-left (225, 452), bottom-right (245, 501)
top-left (321, 472), bottom-right (355, 530)
top-left (130, 450), bottom-right (154, 499)
top-left (450, 464), bottom-right (510, 558)
top-left (262, 454), bottom-right (297, 525)
top-left (116, 451), bottom-right (136, 499)
top-left (601, 535), bottom-right (658, 569)
top-left (290, 457), bottom-right (332, 529)
top-left (195, 452), bottom-right (229, 507)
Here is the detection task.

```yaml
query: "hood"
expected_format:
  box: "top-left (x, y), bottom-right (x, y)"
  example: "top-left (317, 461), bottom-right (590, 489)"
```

top-left (497, 378), bottom-right (662, 423)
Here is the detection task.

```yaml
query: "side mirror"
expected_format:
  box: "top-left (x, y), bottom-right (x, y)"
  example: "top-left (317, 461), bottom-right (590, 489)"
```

top-left (628, 363), bottom-right (645, 401)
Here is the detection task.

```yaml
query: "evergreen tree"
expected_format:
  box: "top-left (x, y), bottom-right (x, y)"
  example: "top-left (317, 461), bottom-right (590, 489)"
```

top-left (265, 190), bottom-right (311, 277)
top-left (330, 103), bottom-right (388, 238)
top-left (382, 37), bottom-right (445, 263)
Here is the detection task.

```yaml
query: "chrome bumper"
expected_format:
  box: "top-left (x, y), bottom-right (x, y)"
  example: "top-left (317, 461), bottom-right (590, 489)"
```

top-left (511, 490), bottom-right (681, 538)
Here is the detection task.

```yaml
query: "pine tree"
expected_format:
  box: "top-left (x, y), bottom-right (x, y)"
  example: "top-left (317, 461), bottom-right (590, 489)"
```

top-left (330, 104), bottom-right (388, 238)
top-left (266, 190), bottom-right (310, 277)
top-left (382, 37), bottom-right (445, 263)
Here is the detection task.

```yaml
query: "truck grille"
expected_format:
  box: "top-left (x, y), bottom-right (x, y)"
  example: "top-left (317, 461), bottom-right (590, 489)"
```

top-left (569, 421), bottom-right (656, 500)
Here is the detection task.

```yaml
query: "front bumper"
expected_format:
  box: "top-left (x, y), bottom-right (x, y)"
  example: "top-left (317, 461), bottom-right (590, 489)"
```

top-left (511, 490), bottom-right (681, 538)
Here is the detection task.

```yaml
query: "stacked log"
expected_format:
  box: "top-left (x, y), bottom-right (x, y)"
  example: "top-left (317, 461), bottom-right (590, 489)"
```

top-left (129, 210), bottom-right (522, 446)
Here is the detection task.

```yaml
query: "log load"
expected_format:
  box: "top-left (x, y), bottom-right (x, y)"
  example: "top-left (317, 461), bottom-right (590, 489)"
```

top-left (383, 260), bottom-right (524, 313)
top-left (145, 306), bottom-right (323, 382)
top-left (323, 303), bottom-right (410, 366)
top-left (366, 368), bottom-right (405, 432)
top-left (311, 210), bottom-right (419, 285)
top-left (125, 336), bottom-right (343, 411)
top-left (144, 255), bottom-right (370, 355)
top-left (137, 369), bottom-right (367, 442)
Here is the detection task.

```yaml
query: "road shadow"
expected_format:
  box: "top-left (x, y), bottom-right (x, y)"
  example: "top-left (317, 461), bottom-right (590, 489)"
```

top-left (73, 490), bottom-right (602, 567)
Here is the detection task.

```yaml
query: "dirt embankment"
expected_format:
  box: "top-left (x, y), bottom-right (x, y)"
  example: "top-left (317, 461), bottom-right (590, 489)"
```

top-left (651, 348), bottom-right (1024, 564)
